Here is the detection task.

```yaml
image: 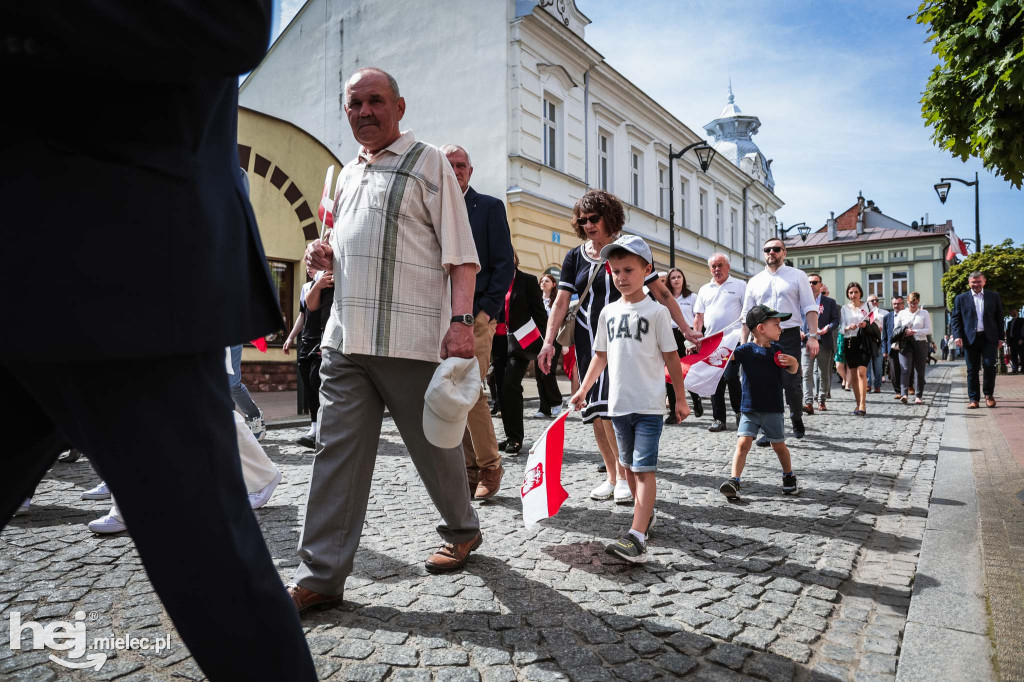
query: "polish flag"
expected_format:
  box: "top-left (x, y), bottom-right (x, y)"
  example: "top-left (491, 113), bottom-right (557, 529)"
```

top-left (513, 319), bottom-right (542, 349)
top-left (521, 409), bottom-right (570, 527)
top-left (318, 166), bottom-right (336, 235)
top-left (946, 229), bottom-right (968, 261)
top-left (664, 323), bottom-right (741, 397)
top-left (250, 337), bottom-right (268, 352)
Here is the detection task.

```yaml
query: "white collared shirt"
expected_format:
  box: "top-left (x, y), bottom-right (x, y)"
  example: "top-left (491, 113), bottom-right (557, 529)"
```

top-left (973, 290), bottom-right (985, 331)
top-left (694, 275), bottom-right (746, 335)
top-left (742, 264), bottom-right (818, 331)
top-left (896, 307), bottom-right (932, 337)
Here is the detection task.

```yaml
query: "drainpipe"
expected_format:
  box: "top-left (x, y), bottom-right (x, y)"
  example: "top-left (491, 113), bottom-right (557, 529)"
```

top-left (583, 68), bottom-right (591, 188)
top-left (742, 178), bottom-right (754, 272)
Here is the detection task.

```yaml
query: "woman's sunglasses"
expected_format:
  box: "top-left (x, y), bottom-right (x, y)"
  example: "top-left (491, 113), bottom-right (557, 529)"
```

top-left (576, 214), bottom-right (601, 227)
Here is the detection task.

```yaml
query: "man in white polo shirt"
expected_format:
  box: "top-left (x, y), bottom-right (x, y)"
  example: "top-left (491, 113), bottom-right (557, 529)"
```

top-left (742, 237), bottom-right (819, 441)
top-left (693, 253), bottom-right (745, 432)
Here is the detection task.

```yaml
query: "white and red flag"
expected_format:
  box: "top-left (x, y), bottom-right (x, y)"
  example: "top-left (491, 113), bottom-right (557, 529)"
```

top-left (665, 323), bottom-right (742, 397)
top-left (946, 228), bottom-right (969, 261)
top-left (512, 319), bottom-right (541, 350)
top-left (521, 409), bottom-right (570, 526)
top-left (318, 165), bottom-right (336, 236)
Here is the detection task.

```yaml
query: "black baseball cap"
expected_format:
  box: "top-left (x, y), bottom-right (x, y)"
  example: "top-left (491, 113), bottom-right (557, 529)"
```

top-left (745, 304), bottom-right (792, 329)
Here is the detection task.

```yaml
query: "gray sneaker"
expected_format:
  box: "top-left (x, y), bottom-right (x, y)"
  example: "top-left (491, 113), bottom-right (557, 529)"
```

top-left (719, 479), bottom-right (741, 500)
top-left (605, 533), bottom-right (647, 564)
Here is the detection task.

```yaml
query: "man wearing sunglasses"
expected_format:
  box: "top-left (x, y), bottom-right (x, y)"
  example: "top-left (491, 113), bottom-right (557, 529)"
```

top-left (865, 295), bottom-right (887, 393)
top-left (741, 238), bottom-right (819, 442)
top-left (801, 274), bottom-right (839, 413)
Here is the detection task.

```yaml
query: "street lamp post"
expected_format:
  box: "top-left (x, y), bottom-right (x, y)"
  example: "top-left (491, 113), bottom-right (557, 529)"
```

top-left (776, 221), bottom-right (811, 242)
top-left (667, 141), bottom-right (716, 268)
top-left (934, 171), bottom-right (980, 249)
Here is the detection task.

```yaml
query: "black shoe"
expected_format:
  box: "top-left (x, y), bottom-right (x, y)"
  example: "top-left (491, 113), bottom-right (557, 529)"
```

top-left (692, 401), bottom-right (704, 418)
top-left (296, 435), bottom-right (316, 449)
top-left (505, 441), bottom-right (522, 454)
top-left (719, 479), bottom-right (741, 500)
top-left (597, 464), bottom-right (607, 473)
top-left (707, 420), bottom-right (726, 432)
top-left (792, 418), bottom-right (805, 439)
top-left (605, 533), bottom-right (647, 563)
top-left (756, 435), bottom-right (771, 447)
top-left (782, 473), bottom-right (799, 495)
top-left (497, 439), bottom-right (509, 450)
top-left (490, 405), bottom-right (500, 416)
top-left (664, 415), bottom-right (679, 425)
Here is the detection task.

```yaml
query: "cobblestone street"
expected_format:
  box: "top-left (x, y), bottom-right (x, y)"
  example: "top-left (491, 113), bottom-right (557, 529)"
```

top-left (2, 366), bottom-right (953, 681)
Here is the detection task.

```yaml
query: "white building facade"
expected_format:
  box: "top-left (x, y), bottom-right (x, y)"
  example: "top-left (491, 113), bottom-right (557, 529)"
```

top-left (240, 0), bottom-right (783, 284)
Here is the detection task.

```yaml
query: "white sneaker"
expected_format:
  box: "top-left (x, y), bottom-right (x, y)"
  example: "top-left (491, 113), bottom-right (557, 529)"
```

top-left (246, 411), bottom-right (267, 442)
top-left (590, 479), bottom-right (615, 500)
top-left (550, 405), bottom-right (562, 417)
top-left (614, 479), bottom-right (633, 505)
top-left (14, 499), bottom-right (30, 516)
top-left (88, 511), bottom-right (126, 534)
top-left (532, 410), bottom-right (546, 419)
top-left (248, 470), bottom-right (282, 510)
top-left (81, 481), bottom-right (111, 500)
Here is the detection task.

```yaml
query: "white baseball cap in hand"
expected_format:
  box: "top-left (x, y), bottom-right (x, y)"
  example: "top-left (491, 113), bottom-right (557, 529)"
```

top-left (423, 357), bottom-right (481, 449)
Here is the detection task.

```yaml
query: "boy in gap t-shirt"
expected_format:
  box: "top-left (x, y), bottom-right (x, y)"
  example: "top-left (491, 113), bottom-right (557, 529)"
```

top-left (570, 235), bottom-right (689, 563)
top-left (720, 304), bottom-right (801, 500)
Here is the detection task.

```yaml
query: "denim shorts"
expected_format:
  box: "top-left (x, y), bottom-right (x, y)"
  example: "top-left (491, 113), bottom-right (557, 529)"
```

top-left (611, 414), bottom-right (663, 472)
top-left (737, 411), bottom-right (786, 443)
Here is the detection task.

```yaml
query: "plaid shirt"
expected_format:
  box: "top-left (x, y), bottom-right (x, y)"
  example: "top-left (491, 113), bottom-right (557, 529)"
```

top-left (323, 131), bottom-right (480, 363)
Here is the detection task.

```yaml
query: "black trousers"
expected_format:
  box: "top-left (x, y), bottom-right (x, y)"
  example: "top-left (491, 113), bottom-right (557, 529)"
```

top-left (778, 327), bottom-right (803, 420)
top-left (534, 347), bottom-right (562, 414)
top-left (712, 361), bottom-right (742, 423)
top-left (964, 336), bottom-right (998, 402)
top-left (298, 351), bottom-right (322, 425)
top-left (1, 353), bottom-right (316, 681)
top-left (489, 334), bottom-right (508, 412)
top-left (500, 351), bottom-right (535, 443)
top-left (1009, 338), bottom-right (1022, 371)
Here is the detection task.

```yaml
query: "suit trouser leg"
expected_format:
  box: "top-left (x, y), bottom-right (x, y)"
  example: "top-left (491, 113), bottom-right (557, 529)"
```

top-left (814, 350), bottom-right (831, 402)
top-left (500, 352), bottom-right (532, 443)
top-left (295, 349), bottom-right (385, 594)
top-left (981, 339), bottom-right (998, 397)
top-left (3, 354), bottom-right (316, 682)
top-left (890, 352), bottom-right (901, 394)
top-left (779, 328), bottom-right (803, 421)
top-left (913, 340), bottom-right (928, 396)
top-left (366, 355), bottom-right (480, 544)
top-left (965, 339), bottom-right (983, 402)
top-left (801, 346), bottom-right (815, 405)
top-left (463, 314), bottom-right (500, 471)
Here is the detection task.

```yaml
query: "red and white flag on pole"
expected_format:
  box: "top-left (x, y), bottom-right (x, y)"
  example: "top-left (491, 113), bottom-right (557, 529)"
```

top-left (946, 228), bottom-right (968, 261)
top-left (521, 409), bottom-right (570, 526)
top-left (512, 319), bottom-right (541, 350)
top-left (318, 165), bottom-right (336, 237)
top-left (665, 323), bottom-right (742, 397)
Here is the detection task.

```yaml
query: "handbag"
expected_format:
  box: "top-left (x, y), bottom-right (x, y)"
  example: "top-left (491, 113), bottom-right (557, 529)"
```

top-left (555, 258), bottom-right (605, 347)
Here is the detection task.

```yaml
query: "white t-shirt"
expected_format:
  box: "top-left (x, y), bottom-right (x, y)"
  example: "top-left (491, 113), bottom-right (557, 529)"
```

top-left (594, 297), bottom-right (677, 416)
top-left (694, 275), bottom-right (746, 335)
top-left (673, 292), bottom-right (697, 328)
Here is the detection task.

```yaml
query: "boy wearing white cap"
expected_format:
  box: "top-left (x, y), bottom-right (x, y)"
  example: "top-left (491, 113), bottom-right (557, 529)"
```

top-left (570, 235), bottom-right (689, 563)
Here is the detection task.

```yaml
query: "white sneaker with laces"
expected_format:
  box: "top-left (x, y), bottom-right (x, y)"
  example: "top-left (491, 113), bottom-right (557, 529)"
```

top-left (550, 405), bottom-right (562, 417)
top-left (589, 479), bottom-right (615, 500)
top-left (81, 481), bottom-right (111, 500)
top-left (532, 410), bottom-right (546, 419)
top-left (88, 510), bottom-right (126, 534)
top-left (248, 470), bottom-right (282, 510)
top-left (246, 411), bottom-right (267, 442)
top-left (614, 479), bottom-right (633, 505)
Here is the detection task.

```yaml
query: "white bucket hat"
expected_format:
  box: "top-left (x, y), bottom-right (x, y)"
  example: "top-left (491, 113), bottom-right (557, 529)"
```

top-left (423, 357), bottom-right (481, 449)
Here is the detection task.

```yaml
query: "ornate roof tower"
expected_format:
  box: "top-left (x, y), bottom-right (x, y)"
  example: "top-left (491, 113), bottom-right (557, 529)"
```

top-left (703, 83), bottom-right (775, 192)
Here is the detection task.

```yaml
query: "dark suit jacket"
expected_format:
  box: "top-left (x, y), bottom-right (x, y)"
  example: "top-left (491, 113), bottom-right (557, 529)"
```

top-left (816, 296), bottom-right (840, 351)
top-left (465, 187), bottom-right (515, 320)
top-left (1, 1), bottom-right (281, 360)
top-left (950, 290), bottom-right (1005, 345)
top-left (1007, 317), bottom-right (1024, 341)
top-left (505, 270), bottom-right (547, 355)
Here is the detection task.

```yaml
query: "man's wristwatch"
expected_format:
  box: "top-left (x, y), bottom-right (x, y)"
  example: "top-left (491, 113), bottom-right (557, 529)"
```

top-left (451, 314), bottom-right (474, 326)
top-left (808, 333), bottom-right (820, 340)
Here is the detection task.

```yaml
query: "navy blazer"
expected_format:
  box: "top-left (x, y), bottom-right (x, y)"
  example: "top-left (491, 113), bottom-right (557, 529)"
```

top-left (1, 0), bottom-right (281, 360)
top-left (465, 187), bottom-right (515, 319)
top-left (804, 295), bottom-right (839, 351)
top-left (950, 290), bottom-right (1005, 345)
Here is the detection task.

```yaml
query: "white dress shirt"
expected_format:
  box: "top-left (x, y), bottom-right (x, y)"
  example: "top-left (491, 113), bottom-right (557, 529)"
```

top-left (973, 290), bottom-right (985, 331)
top-left (896, 307), bottom-right (932, 338)
top-left (694, 275), bottom-right (746, 335)
top-left (742, 264), bottom-right (818, 331)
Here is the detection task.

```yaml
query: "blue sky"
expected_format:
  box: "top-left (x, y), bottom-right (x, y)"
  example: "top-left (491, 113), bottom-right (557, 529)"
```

top-left (274, 0), bottom-right (1021, 249)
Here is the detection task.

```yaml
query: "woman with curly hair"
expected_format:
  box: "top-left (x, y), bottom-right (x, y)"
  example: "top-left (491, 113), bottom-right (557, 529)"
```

top-left (538, 190), bottom-right (702, 504)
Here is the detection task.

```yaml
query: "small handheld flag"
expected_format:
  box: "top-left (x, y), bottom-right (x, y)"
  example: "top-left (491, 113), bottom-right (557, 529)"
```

top-left (521, 409), bottom-right (571, 526)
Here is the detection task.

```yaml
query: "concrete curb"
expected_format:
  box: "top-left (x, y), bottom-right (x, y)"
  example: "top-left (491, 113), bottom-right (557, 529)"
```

top-left (896, 373), bottom-right (995, 681)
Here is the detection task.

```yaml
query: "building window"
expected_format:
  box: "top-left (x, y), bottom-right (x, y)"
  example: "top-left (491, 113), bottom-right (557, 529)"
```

top-left (730, 208), bottom-right (739, 249)
top-left (658, 165), bottom-right (667, 218)
top-left (715, 200), bottom-right (723, 242)
top-left (867, 251), bottom-right (883, 263)
top-left (679, 178), bottom-right (688, 228)
top-left (699, 190), bottom-right (708, 236)
top-left (868, 273), bottom-right (884, 299)
top-left (265, 260), bottom-right (293, 345)
top-left (798, 257), bottom-right (814, 268)
top-left (543, 97), bottom-right (558, 169)
top-left (892, 271), bottom-right (909, 298)
top-left (630, 149), bottom-right (642, 207)
top-left (598, 133), bottom-right (610, 190)
top-left (889, 249), bottom-right (908, 261)
top-left (754, 218), bottom-right (762, 249)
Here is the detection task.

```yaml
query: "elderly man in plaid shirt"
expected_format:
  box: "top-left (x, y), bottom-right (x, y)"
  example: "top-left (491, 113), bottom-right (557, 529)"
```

top-left (289, 68), bottom-right (483, 615)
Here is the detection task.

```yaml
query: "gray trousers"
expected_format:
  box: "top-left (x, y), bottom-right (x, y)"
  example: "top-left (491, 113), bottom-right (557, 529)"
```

top-left (801, 345), bottom-right (832, 404)
top-left (294, 348), bottom-right (480, 595)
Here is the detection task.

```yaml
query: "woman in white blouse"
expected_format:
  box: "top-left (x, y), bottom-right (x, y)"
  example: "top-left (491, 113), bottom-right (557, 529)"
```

top-left (664, 268), bottom-right (704, 423)
top-left (840, 282), bottom-right (872, 415)
top-left (895, 291), bottom-right (932, 404)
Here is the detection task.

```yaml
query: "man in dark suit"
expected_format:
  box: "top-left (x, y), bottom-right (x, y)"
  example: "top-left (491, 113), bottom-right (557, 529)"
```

top-left (499, 258), bottom-right (548, 454)
top-left (1, 3), bottom-right (316, 679)
top-left (883, 296), bottom-right (906, 397)
top-left (802, 274), bottom-right (840, 412)
top-left (950, 271), bottom-right (1005, 408)
top-left (443, 145), bottom-right (515, 500)
top-left (1006, 311), bottom-right (1023, 373)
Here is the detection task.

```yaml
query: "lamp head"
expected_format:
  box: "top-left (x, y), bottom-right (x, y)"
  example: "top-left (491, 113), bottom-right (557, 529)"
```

top-left (694, 144), bottom-right (716, 173)
top-left (934, 181), bottom-right (951, 204)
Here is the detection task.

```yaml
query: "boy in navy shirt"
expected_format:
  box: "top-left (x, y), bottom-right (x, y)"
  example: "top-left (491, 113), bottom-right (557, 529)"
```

top-left (720, 304), bottom-right (800, 499)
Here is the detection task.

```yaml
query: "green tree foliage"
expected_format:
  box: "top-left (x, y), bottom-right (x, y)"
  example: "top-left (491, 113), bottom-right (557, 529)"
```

top-left (915, 1), bottom-right (1024, 188)
top-left (941, 238), bottom-right (1024, 309)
